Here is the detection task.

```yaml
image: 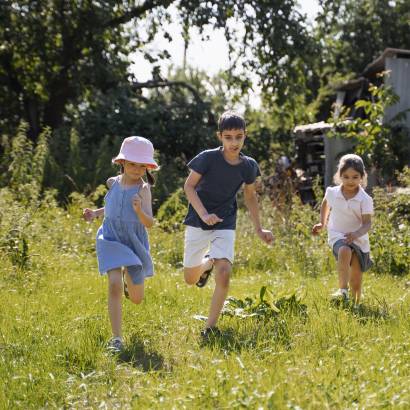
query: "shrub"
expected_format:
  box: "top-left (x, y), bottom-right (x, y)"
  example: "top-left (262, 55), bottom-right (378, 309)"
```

top-left (156, 188), bottom-right (188, 232)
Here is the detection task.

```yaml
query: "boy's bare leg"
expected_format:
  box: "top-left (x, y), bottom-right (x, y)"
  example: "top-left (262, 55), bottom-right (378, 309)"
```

top-left (107, 269), bottom-right (123, 338)
top-left (337, 246), bottom-right (352, 290)
top-left (206, 259), bottom-right (231, 328)
top-left (184, 257), bottom-right (214, 285)
top-left (349, 253), bottom-right (363, 304)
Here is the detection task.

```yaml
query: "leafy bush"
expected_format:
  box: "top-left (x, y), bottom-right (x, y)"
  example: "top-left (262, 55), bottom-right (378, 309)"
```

top-left (156, 188), bottom-right (188, 232)
top-left (370, 168), bottom-right (410, 276)
top-left (222, 286), bottom-right (307, 321)
top-left (6, 122), bottom-right (50, 204)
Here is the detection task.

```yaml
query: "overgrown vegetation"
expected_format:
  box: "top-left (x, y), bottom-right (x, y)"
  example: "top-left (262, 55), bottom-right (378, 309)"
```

top-left (0, 176), bottom-right (409, 407)
top-left (329, 82), bottom-right (410, 183)
top-left (1, 2), bottom-right (410, 406)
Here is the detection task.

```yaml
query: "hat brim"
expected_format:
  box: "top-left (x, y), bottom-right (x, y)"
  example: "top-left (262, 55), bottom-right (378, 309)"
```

top-left (112, 154), bottom-right (159, 169)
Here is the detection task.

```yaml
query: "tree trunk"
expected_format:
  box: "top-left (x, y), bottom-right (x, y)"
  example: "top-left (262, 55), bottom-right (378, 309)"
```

top-left (23, 97), bottom-right (41, 141)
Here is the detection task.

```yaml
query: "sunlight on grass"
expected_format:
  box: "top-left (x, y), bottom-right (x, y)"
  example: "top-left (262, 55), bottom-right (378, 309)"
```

top-left (0, 190), bottom-right (409, 408)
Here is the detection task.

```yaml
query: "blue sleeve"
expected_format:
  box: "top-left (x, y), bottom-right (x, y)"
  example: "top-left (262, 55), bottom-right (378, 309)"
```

top-left (244, 158), bottom-right (261, 184)
top-left (187, 150), bottom-right (211, 175)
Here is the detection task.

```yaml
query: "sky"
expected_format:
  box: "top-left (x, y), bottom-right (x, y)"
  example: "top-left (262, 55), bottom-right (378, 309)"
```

top-left (130, 1), bottom-right (320, 83)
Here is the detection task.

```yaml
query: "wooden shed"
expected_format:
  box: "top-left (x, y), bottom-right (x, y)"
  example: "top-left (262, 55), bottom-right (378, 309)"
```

top-left (294, 48), bottom-right (410, 190)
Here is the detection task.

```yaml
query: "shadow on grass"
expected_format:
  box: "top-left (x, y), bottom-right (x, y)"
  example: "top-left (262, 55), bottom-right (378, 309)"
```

top-left (118, 336), bottom-right (169, 372)
top-left (331, 298), bottom-right (390, 323)
top-left (200, 322), bottom-right (292, 353)
top-left (199, 327), bottom-right (247, 352)
top-left (351, 302), bottom-right (390, 323)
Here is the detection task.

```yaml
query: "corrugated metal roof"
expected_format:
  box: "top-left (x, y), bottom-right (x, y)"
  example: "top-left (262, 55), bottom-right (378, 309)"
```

top-left (293, 120), bottom-right (352, 134)
top-left (294, 121), bottom-right (332, 133)
top-left (363, 48), bottom-right (410, 77)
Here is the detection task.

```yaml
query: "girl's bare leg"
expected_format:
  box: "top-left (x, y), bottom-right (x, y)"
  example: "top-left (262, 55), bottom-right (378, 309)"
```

top-left (337, 246), bottom-right (352, 290)
top-left (124, 267), bottom-right (144, 304)
top-left (349, 253), bottom-right (363, 304)
top-left (107, 269), bottom-right (123, 338)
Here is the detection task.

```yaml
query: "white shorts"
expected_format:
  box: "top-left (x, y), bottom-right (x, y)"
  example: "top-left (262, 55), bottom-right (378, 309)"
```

top-left (183, 226), bottom-right (236, 268)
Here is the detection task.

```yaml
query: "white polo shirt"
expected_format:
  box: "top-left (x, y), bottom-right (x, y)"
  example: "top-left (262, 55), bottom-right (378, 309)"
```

top-left (325, 185), bottom-right (374, 252)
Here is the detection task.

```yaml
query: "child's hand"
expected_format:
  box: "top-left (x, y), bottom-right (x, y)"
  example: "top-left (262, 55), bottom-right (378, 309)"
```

top-left (257, 228), bottom-right (274, 244)
top-left (201, 213), bottom-right (223, 226)
top-left (132, 193), bottom-right (142, 212)
top-left (312, 223), bottom-right (323, 235)
top-left (83, 208), bottom-right (96, 222)
top-left (344, 232), bottom-right (358, 244)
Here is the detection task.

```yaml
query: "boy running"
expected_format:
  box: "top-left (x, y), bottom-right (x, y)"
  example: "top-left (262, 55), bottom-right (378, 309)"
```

top-left (183, 110), bottom-right (274, 338)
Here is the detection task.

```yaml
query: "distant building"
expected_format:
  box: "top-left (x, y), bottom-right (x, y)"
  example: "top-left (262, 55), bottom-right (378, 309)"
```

top-left (294, 48), bottom-right (410, 195)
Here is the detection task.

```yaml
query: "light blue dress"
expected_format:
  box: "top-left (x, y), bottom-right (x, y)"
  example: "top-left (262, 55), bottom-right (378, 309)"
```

top-left (96, 177), bottom-right (153, 283)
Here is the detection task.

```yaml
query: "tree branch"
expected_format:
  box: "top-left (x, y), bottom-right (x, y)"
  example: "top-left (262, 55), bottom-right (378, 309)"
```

top-left (131, 79), bottom-right (204, 103)
top-left (104, 0), bottom-right (174, 28)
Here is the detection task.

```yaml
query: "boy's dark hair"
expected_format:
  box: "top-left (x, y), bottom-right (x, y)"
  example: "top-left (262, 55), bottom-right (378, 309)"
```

top-left (218, 110), bottom-right (246, 132)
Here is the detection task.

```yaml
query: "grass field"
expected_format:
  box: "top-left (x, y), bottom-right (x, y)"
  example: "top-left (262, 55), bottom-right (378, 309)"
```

top-left (0, 190), bottom-right (409, 409)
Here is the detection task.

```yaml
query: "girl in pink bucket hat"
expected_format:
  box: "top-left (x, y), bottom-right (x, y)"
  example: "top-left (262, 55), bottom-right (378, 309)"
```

top-left (83, 136), bottom-right (159, 353)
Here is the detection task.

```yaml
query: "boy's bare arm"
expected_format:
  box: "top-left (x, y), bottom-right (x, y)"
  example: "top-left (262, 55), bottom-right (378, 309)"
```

top-left (243, 183), bottom-right (273, 244)
top-left (312, 198), bottom-right (329, 235)
top-left (184, 170), bottom-right (223, 226)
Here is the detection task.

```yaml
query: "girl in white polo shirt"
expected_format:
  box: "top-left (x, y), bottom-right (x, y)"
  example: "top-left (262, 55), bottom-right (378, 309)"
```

top-left (312, 154), bottom-right (373, 304)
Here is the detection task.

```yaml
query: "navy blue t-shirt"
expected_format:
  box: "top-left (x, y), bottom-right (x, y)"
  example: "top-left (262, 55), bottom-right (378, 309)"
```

top-left (183, 147), bottom-right (261, 230)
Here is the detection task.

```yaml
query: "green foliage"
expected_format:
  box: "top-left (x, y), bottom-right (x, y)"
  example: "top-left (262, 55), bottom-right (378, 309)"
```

top-left (370, 168), bottom-right (410, 276)
top-left (0, 187), bottom-right (409, 408)
top-left (2, 228), bottom-right (30, 269)
top-left (0, 188), bottom-right (33, 270)
top-left (0, 0), bottom-right (138, 135)
top-left (8, 122), bottom-right (33, 189)
top-left (7, 122), bottom-right (50, 203)
top-left (222, 287), bottom-right (307, 321)
top-left (312, 174), bottom-right (324, 206)
top-left (156, 187), bottom-right (188, 232)
top-left (316, 0), bottom-right (410, 77)
top-left (329, 83), bottom-right (410, 182)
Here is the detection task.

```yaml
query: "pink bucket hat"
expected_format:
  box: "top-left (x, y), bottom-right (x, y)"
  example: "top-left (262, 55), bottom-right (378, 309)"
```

top-left (112, 136), bottom-right (158, 169)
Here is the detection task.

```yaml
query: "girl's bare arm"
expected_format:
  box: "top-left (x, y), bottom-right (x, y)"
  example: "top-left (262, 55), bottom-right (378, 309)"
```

top-left (344, 214), bottom-right (372, 243)
top-left (312, 198), bottom-right (329, 234)
top-left (132, 184), bottom-right (154, 228)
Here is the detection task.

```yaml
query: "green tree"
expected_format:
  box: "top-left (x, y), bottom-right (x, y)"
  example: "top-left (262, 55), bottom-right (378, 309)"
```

top-left (316, 0), bottom-right (410, 77)
top-left (0, 0), bottom-right (173, 139)
top-left (1, 0), bottom-right (318, 140)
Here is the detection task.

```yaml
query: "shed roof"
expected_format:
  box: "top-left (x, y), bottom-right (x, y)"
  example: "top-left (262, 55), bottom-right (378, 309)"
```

top-left (362, 48), bottom-right (410, 77)
top-left (333, 48), bottom-right (410, 91)
top-left (293, 120), bottom-right (352, 135)
top-left (294, 121), bottom-right (333, 134)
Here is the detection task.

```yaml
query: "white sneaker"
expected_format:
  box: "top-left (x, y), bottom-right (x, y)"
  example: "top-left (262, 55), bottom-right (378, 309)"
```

top-left (107, 337), bottom-right (124, 353)
top-left (331, 288), bottom-right (349, 301)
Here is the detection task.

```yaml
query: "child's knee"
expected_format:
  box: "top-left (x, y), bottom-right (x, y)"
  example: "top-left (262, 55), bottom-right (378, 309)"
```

top-left (129, 294), bottom-right (144, 305)
top-left (215, 262), bottom-right (231, 288)
top-left (109, 280), bottom-right (122, 298)
top-left (184, 267), bottom-right (199, 285)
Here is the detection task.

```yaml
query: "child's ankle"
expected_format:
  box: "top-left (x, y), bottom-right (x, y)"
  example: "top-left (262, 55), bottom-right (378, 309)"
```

top-left (202, 257), bottom-right (213, 271)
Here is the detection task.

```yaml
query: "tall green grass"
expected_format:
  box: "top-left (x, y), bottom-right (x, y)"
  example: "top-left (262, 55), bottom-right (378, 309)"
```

top-left (0, 186), bottom-right (409, 409)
